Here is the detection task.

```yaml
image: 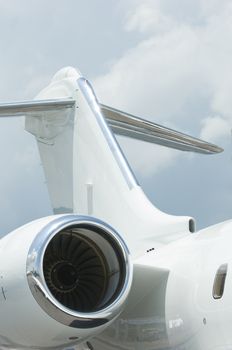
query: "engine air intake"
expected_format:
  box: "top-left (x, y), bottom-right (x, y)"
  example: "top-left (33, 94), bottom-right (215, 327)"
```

top-left (43, 229), bottom-right (120, 312)
top-left (27, 215), bottom-right (132, 328)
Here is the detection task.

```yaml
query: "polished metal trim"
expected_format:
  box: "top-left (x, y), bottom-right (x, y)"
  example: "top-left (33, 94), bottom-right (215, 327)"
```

top-left (0, 99), bottom-right (75, 117)
top-left (100, 104), bottom-right (223, 155)
top-left (77, 78), bottom-right (138, 189)
top-left (26, 215), bottom-right (133, 329)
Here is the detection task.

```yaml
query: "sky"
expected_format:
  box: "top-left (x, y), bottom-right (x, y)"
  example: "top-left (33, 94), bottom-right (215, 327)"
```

top-left (0, 0), bottom-right (232, 235)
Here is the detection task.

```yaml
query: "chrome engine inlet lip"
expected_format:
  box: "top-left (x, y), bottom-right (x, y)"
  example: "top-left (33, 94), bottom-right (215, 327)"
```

top-left (26, 214), bottom-right (133, 328)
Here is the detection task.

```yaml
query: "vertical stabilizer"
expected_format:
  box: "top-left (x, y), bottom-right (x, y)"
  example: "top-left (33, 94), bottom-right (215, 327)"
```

top-left (25, 67), bottom-right (195, 256)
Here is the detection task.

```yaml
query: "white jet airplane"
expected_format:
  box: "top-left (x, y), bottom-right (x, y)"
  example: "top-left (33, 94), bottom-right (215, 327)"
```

top-left (0, 67), bottom-right (227, 350)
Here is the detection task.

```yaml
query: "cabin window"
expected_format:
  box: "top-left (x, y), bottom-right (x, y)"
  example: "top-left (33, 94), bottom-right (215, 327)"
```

top-left (213, 264), bottom-right (228, 299)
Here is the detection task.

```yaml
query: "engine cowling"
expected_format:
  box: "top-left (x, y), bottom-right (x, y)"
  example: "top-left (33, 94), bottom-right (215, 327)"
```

top-left (0, 215), bottom-right (132, 349)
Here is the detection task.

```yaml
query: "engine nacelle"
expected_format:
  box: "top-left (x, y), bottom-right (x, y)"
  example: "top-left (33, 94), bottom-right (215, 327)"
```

top-left (0, 215), bottom-right (132, 349)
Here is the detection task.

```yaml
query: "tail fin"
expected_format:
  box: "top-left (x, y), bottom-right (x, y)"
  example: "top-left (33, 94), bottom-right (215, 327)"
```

top-left (0, 67), bottom-right (222, 254)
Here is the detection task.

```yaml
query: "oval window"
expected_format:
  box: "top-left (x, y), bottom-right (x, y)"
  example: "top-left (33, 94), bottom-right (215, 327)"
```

top-left (213, 264), bottom-right (228, 299)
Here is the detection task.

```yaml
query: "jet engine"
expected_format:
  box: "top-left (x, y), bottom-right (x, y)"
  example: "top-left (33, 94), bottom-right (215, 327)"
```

top-left (0, 215), bottom-right (132, 349)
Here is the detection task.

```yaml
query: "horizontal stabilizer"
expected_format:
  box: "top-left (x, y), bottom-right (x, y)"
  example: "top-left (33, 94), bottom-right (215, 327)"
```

top-left (0, 98), bottom-right (223, 154)
top-left (0, 99), bottom-right (74, 117)
top-left (100, 104), bottom-right (223, 154)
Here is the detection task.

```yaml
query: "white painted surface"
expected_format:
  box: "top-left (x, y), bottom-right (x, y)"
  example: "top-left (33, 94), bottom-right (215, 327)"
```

top-left (91, 220), bottom-right (232, 350)
top-left (26, 67), bottom-right (194, 257)
top-left (1, 67), bottom-right (230, 349)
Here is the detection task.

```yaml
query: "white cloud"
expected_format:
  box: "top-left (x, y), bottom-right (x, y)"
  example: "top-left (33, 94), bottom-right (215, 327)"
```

top-left (200, 116), bottom-right (230, 142)
top-left (117, 136), bottom-right (181, 179)
top-left (94, 0), bottom-right (232, 176)
top-left (125, 3), bottom-right (172, 34)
